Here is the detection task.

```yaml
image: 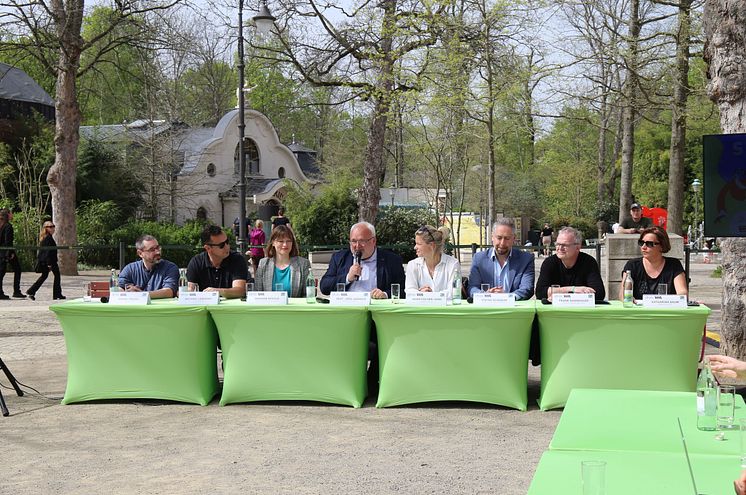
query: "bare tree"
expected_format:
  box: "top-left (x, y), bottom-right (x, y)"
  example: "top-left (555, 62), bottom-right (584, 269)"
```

top-left (703, 0), bottom-right (746, 359)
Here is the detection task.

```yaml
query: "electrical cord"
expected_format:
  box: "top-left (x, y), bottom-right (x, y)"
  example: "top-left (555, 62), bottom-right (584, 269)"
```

top-left (0, 379), bottom-right (63, 401)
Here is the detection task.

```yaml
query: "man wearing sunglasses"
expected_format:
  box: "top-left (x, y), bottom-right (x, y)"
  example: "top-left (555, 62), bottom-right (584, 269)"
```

top-left (320, 221), bottom-right (405, 299)
top-left (535, 227), bottom-right (605, 301)
top-left (186, 225), bottom-right (249, 299)
top-left (117, 235), bottom-right (180, 298)
top-left (618, 203), bottom-right (652, 234)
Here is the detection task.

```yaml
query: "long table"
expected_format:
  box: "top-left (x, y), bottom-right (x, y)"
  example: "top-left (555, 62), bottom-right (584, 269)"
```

top-left (528, 389), bottom-right (744, 494)
top-left (536, 301), bottom-right (711, 410)
top-left (51, 300), bottom-right (219, 405)
top-left (209, 299), bottom-right (370, 407)
top-left (369, 301), bottom-right (536, 409)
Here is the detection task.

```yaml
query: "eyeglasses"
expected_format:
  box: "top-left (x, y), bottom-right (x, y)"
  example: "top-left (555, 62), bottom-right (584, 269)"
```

top-left (492, 235), bottom-right (513, 242)
top-left (638, 240), bottom-right (661, 248)
top-left (555, 243), bottom-right (578, 250)
top-left (417, 226), bottom-right (435, 243)
top-left (141, 245), bottom-right (161, 253)
top-left (274, 239), bottom-right (293, 245)
top-left (45, 225), bottom-right (55, 228)
top-left (207, 240), bottom-right (230, 249)
top-left (350, 236), bottom-right (374, 246)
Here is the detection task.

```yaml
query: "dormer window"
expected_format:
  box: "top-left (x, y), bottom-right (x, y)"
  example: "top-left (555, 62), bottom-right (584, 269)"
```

top-left (234, 138), bottom-right (260, 176)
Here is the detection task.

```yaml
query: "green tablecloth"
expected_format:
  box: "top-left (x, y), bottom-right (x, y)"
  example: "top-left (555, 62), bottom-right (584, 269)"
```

top-left (550, 388), bottom-right (745, 456)
top-left (528, 449), bottom-right (739, 495)
top-left (536, 301), bottom-right (711, 410)
top-left (51, 300), bottom-right (219, 405)
top-left (369, 301), bottom-right (536, 409)
top-left (209, 299), bottom-right (370, 407)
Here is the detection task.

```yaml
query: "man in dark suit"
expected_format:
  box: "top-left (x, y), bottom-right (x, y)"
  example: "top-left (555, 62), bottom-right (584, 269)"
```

top-left (320, 221), bottom-right (405, 299)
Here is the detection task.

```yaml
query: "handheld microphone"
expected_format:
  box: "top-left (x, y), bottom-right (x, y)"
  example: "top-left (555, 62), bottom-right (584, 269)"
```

top-left (353, 251), bottom-right (362, 280)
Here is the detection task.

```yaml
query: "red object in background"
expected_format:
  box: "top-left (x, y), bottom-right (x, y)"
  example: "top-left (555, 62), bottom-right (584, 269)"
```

top-left (642, 206), bottom-right (668, 230)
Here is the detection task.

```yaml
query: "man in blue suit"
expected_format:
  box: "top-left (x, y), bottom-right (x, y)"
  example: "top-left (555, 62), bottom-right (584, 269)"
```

top-left (320, 221), bottom-right (405, 299)
top-left (468, 217), bottom-right (535, 300)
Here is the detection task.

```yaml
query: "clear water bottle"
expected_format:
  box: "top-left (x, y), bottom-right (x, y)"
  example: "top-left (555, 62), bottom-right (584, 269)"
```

top-left (623, 270), bottom-right (634, 307)
top-left (109, 268), bottom-right (120, 293)
top-left (306, 272), bottom-right (316, 303)
top-left (452, 267), bottom-right (461, 305)
top-left (179, 268), bottom-right (188, 294)
top-left (696, 358), bottom-right (717, 431)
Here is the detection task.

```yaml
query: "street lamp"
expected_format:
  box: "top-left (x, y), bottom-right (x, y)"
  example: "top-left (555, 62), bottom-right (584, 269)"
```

top-left (692, 178), bottom-right (701, 246)
top-left (237, 0), bottom-right (275, 255)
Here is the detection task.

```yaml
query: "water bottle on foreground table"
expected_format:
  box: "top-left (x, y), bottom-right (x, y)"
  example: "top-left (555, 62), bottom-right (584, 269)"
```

top-left (452, 267), bottom-right (461, 305)
top-left (178, 268), bottom-right (188, 294)
top-left (306, 272), bottom-right (316, 303)
top-left (109, 269), bottom-right (120, 293)
top-left (697, 358), bottom-right (717, 431)
top-left (623, 270), bottom-right (634, 307)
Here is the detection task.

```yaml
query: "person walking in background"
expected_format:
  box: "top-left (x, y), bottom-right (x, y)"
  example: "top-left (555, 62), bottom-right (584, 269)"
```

top-left (26, 221), bottom-right (64, 300)
top-left (540, 223), bottom-right (553, 257)
top-left (0, 209), bottom-right (26, 299)
top-left (246, 219), bottom-right (266, 275)
top-left (272, 207), bottom-right (291, 230)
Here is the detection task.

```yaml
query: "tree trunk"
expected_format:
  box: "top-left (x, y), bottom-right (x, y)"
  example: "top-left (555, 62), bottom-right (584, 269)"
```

top-left (667, 0), bottom-right (692, 235)
top-left (48, 58), bottom-right (83, 276)
top-left (703, 0), bottom-right (746, 359)
top-left (618, 0), bottom-right (640, 224)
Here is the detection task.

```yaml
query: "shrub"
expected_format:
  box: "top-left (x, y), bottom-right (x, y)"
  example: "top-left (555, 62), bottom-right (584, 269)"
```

top-left (376, 206), bottom-right (438, 262)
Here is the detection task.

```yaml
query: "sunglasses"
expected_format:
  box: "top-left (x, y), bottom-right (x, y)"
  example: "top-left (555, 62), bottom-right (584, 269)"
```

top-left (417, 226), bottom-right (435, 243)
top-left (638, 240), bottom-right (661, 248)
top-left (46, 225), bottom-right (55, 228)
top-left (207, 240), bottom-right (229, 249)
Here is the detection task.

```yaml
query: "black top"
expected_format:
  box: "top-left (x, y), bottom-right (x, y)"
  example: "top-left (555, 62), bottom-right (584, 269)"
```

top-left (621, 257), bottom-right (685, 299)
top-left (272, 216), bottom-right (290, 228)
top-left (619, 217), bottom-right (652, 231)
top-left (0, 222), bottom-right (15, 260)
top-left (535, 252), bottom-right (606, 301)
top-left (540, 227), bottom-right (553, 237)
top-left (37, 233), bottom-right (58, 265)
top-left (186, 251), bottom-right (249, 291)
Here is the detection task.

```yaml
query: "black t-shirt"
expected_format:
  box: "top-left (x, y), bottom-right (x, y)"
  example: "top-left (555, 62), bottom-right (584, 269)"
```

top-left (621, 257), bottom-right (685, 299)
top-left (540, 227), bottom-right (553, 237)
top-left (272, 216), bottom-right (290, 229)
top-left (186, 251), bottom-right (249, 291)
top-left (620, 217), bottom-right (652, 231)
top-left (535, 252), bottom-right (606, 300)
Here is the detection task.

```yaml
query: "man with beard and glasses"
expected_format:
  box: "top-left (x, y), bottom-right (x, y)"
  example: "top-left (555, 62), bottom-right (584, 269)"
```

top-left (118, 235), bottom-right (180, 298)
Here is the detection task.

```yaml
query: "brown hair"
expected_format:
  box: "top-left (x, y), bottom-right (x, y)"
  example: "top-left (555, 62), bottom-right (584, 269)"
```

top-left (639, 226), bottom-right (671, 253)
top-left (266, 225), bottom-right (299, 258)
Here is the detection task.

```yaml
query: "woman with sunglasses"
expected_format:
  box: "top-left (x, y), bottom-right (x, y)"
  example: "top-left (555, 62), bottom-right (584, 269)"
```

top-left (405, 225), bottom-right (460, 295)
top-left (618, 226), bottom-right (687, 301)
top-left (255, 225), bottom-right (311, 297)
top-left (26, 221), bottom-right (65, 300)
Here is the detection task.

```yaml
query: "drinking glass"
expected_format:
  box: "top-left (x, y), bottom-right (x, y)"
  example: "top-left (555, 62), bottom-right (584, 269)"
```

top-left (581, 461), bottom-right (606, 495)
top-left (336, 283), bottom-right (346, 292)
top-left (718, 385), bottom-right (736, 430)
top-left (82, 282), bottom-right (91, 302)
top-left (481, 283), bottom-right (490, 293)
top-left (657, 285), bottom-right (668, 295)
top-left (549, 284), bottom-right (560, 300)
top-left (275, 283), bottom-right (284, 292)
top-left (740, 418), bottom-right (746, 468)
top-left (245, 282), bottom-right (254, 299)
top-left (187, 282), bottom-right (198, 292)
top-left (391, 283), bottom-right (400, 303)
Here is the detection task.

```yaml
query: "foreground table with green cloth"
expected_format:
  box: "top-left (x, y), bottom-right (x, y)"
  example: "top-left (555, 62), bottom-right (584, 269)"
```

top-left (550, 388), bottom-right (745, 455)
top-left (369, 301), bottom-right (536, 409)
top-left (51, 300), bottom-right (219, 405)
top-left (209, 299), bottom-right (370, 407)
top-left (527, 449), bottom-right (739, 494)
top-left (537, 301), bottom-right (710, 410)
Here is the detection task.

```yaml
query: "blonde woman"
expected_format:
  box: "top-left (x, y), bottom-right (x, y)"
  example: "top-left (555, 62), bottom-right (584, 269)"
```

top-left (405, 225), bottom-right (460, 294)
top-left (27, 221), bottom-right (64, 300)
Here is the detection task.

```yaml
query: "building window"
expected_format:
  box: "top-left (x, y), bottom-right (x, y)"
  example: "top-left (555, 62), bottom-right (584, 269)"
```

top-left (278, 167), bottom-right (285, 178)
top-left (206, 163), bottom-right (216, 177)
top-left (234, 138), bottom-right (260, 176)
top-left (196, 207), bottom-right (207, 221)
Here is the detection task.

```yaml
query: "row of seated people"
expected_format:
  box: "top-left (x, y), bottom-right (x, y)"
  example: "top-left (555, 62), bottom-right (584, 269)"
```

top-left (116, 220), bottom-right (687, 304)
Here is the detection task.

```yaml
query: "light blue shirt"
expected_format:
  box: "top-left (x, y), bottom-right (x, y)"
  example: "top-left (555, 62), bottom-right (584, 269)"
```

top-left (272, 265), bottom-right (292, 295)
top-left (491, 247), bottom-right (510, 289)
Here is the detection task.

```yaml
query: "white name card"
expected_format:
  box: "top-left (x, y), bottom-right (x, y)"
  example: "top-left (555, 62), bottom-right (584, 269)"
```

top-left (178, 291), bottom-right (220, 305)
top-left (642, 294), bottom-right (687, 308)
top-left (473, 292), bottom-right (516, 307)
top-left (552, 293), bottom-right (595, 308)
top-left (406, 291), bottom-right (448, 307)
top-left (330, 291), bottom-right (371, 306)
top-left (109, 291), bottom-right (151, 305)
top-left (246, 291), bottom-right (288, 305)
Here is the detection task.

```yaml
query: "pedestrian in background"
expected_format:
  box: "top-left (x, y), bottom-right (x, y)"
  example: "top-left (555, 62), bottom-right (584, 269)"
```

top-left (0, 208), bottom-right (26, 299)
top-left (27, 221), bottom-right (65, 300)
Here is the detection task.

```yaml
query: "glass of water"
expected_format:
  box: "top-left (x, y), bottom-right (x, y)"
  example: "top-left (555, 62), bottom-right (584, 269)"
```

top-left (718, 385), bottom-right (736, 430)
top-left (391, 283), bottom-right (400, 303)
top-left (481, 283), bottom-right (490, 293)
top-left (740, 418), bottom-right (746, 468)
top-left (275, 283), bottom-right (284, 292)
top-left (657, 285), bottom-right (668, 295)
top-left (336, 283), bottom-right (346, 292)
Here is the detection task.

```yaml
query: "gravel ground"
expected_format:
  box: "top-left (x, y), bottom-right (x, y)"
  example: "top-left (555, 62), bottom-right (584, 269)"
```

top-left (0, 261), bottom-right (723, 494)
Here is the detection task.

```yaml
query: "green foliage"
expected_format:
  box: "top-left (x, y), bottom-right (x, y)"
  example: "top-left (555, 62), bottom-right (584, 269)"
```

top-left (76, 200), bottom-right (123, 267)
top-left (376, 206), bottom-right (439, 262)
top-left (109, 220), bottom-right (208, 268)
top-left (5, 209), bottom-right (47, 269)
top-left (711, 265), bottom-right (722, 278)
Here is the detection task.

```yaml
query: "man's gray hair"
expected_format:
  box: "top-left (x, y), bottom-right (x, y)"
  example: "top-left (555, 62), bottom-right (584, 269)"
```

top-left (135, 234), bottom-right (158, 250)
top-left (351, 221), bottom-right (376, 237)
top-left (492, 217), bottom-right (515, 234)
top-left (558, 226), bottom-right (583, 245)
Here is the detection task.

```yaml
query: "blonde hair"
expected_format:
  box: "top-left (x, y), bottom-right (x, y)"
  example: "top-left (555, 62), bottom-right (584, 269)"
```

top-left (255, 219), bottom-right (264, 229)
top-left (39, 221), bottom-right (54, 242)
top-left (416, 225), bottom-right (450, 253)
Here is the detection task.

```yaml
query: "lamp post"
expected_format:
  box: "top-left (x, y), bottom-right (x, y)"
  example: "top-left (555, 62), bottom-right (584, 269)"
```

top-left (692, 178), bottom-right (701, 246)
top-left (237, 0), bottom-right (275, 255)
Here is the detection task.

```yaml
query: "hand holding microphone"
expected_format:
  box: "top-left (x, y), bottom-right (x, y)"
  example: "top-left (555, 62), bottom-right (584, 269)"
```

top-left (348, 251), bottom-right (363, 282)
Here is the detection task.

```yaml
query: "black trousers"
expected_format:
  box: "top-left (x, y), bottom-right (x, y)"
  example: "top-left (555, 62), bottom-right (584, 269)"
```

top-left (0, 255), bottom-right (22, 295)
top-left (28, 263), bottom-right (62, 298)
